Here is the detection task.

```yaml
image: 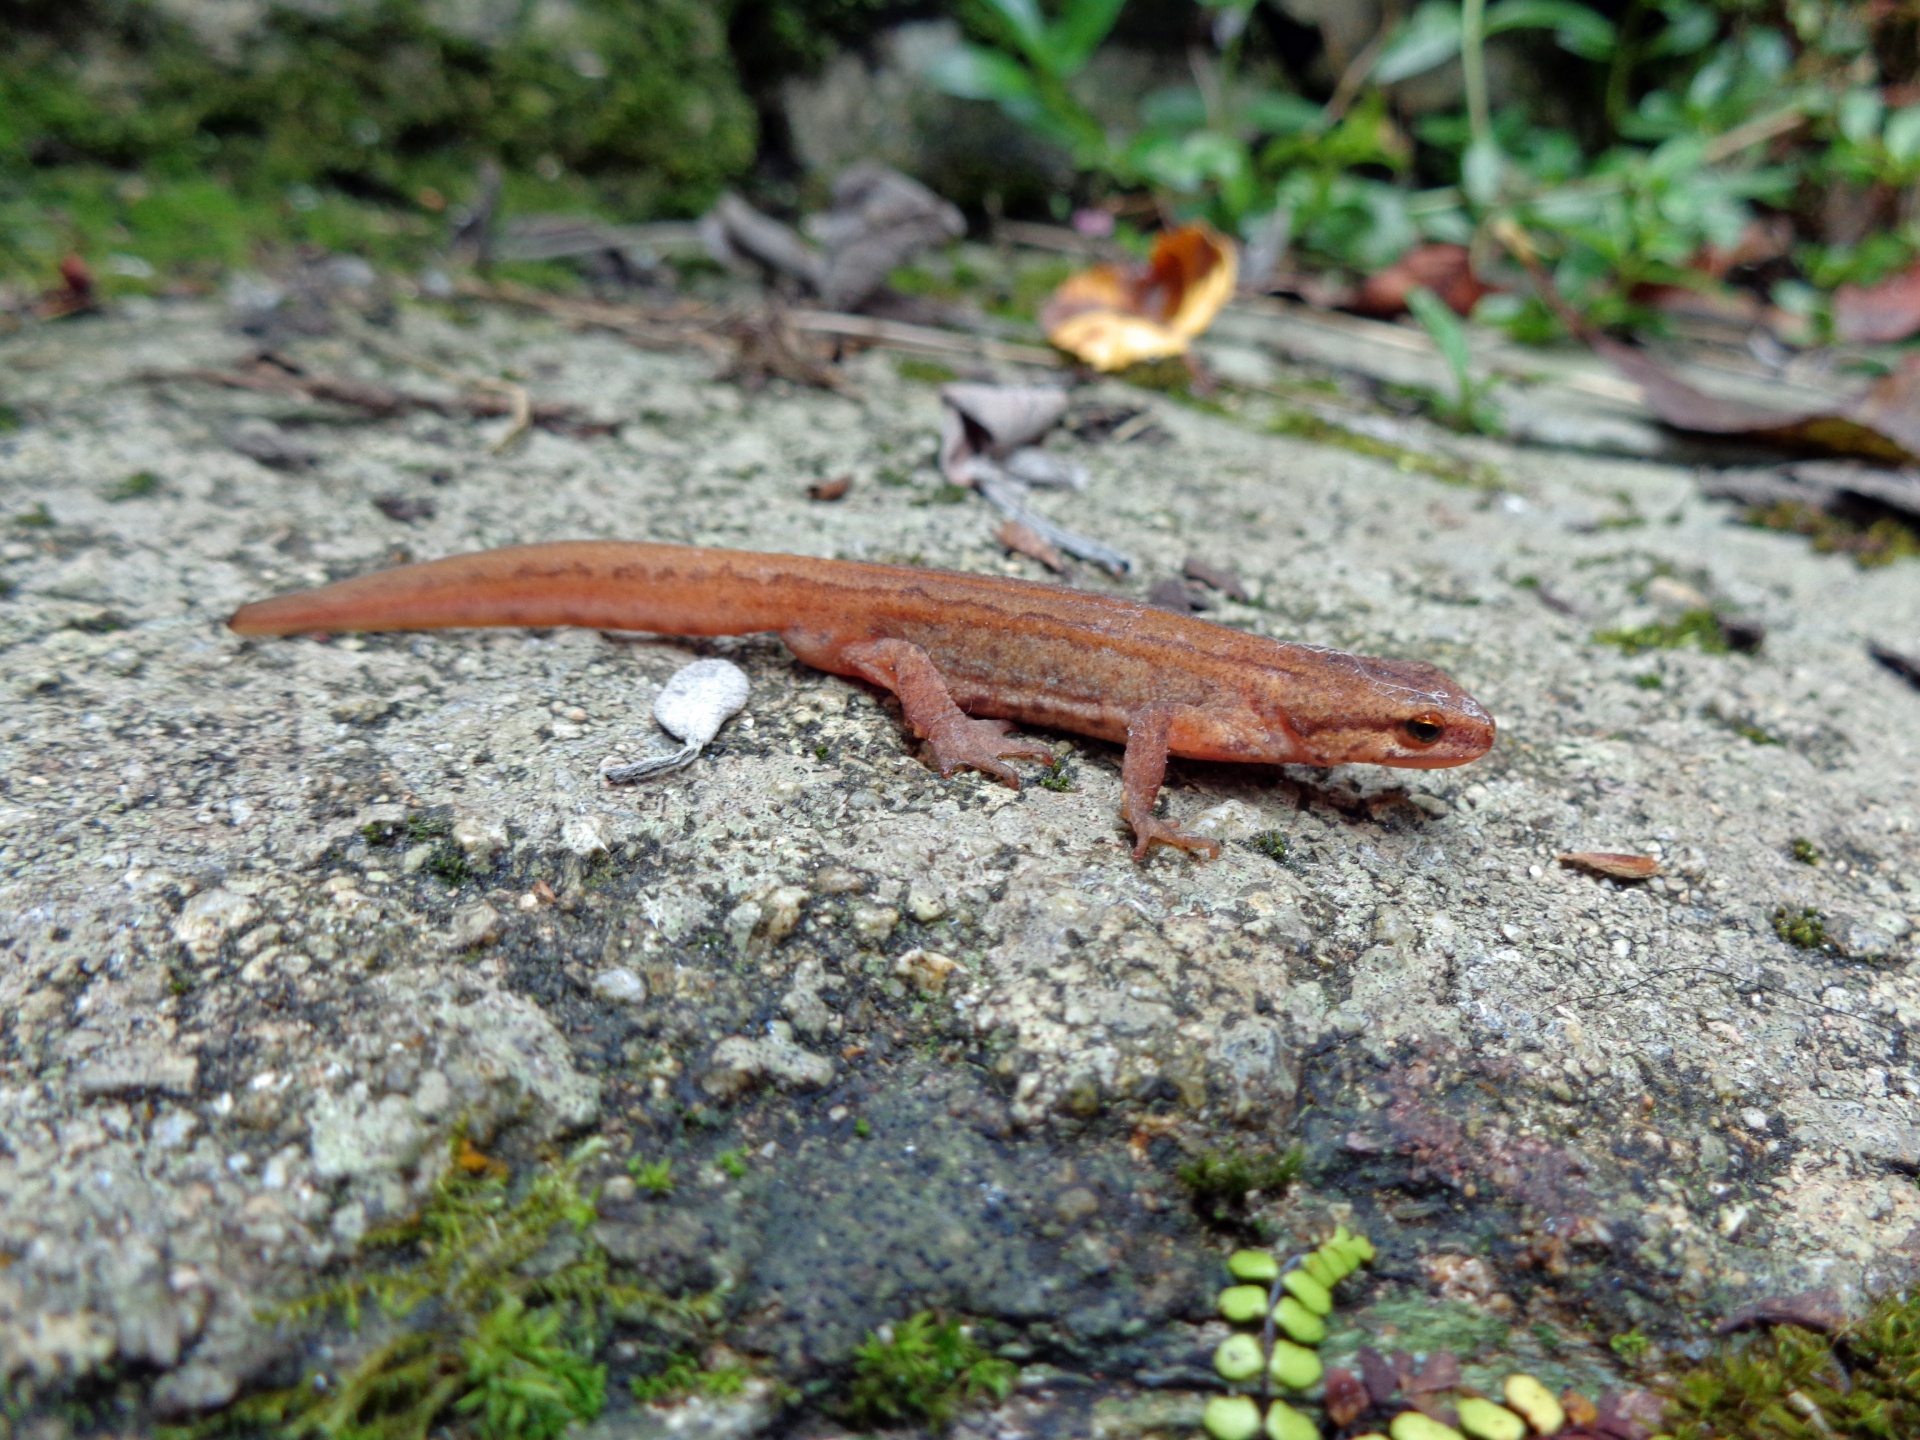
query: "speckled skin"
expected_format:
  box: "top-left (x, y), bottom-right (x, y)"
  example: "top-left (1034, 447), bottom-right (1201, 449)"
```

top-left (229, 541), bottom-right (1495, 857)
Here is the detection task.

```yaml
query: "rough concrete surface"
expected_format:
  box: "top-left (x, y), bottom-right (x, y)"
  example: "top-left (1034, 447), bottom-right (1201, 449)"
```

top-left (1, 289), bottom-right (1917, 1434)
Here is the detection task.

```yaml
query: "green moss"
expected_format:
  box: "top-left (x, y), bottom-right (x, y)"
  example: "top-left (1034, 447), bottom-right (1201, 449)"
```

top-left (1267, 410), bottom-right (1498, 489)
top-left (1610, 1326), bottom-right (1652, 1363)
top-left (1036, 765), bottom-right (1075, 792)
top-left (1176, 1145), bottom-right (1304, 1228)
top-left (12, 503), bottom-right (53, 529)
top-left (1771, 905), bottom-right (1832, 952)
top-left (167, 1135), bottom-right (717, 1440)
top-left (895, 357), bottom-right (960, 385)
top-left (1593, 608), bottom-right (1730, 656)
top-left (1250, 831), bottom-right (1289, 861)
top-left (1790, 837), bottom-right (1822, 866)
top-left (629, 1354), bottom-right (749, 1405)
top-left (715, 1149), bottom-right (747, 1180)
top-left (1634, 672), bottom-right (1664, 689)
top-left (106, 470), bottom-right (161, 502)
top-left (1666, 1293), bottom-right (1920, 1439)
top-left (0, 0), bottom-right (755, 287)
top-left (1746, 501), bottom-right (1920, 568)
top-left (841, 1312), bottom-right (1016, 1431)
top-left (627, 1158), bottom-right (674, 1196)
top-left (1732, 721), bottom-right (1781, 746)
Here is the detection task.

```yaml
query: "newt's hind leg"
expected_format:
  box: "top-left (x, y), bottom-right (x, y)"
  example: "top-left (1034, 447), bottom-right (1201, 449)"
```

top-left (1121, 706), bottom-right (1222, 861)
top-left (838, 638), bottom-right (1055, 787)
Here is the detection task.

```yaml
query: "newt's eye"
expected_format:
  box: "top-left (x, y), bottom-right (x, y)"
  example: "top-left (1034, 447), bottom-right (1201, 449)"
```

top-left (1403, 715), bottom-right (1446, 746)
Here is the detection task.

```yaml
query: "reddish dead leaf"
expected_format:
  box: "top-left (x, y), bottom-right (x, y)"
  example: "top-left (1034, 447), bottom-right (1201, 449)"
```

top-left (1358, 1346), bottom-right (1400, 1407)
top-left (1182, 555), bottom-right (1249, 601)
top-left (807, 474), bottom-right (852, 502)
top-left (1834, 261), bottom-right (1920, 344)
top-left (1557, 851), bottom-right (1661, 881)
top-left (1324, 1367), bottom-right (1371, 1427)
top-left (1594, 1389), bottom-right (1666, 1440)
top-left (1352, 243), bottom-right (1493, 318)
top-left (456, 1137), bottom-right (508, 1177)
top-left (37, 255), bottom-right (97, 319)
top-left (1146, 578), bottom-right (1205, 614)
top-left (1040, 223), bottom-right (1237, 371)
top-left (1594, 335), bottom-right (1920, 464)
top-left (1402, 1350), bottom-right (1462, 1394)
top-left (1563, 1389), bottom-right (1600, 1427)
top-left (994, 518), bottom-right (1067, 574)
top-left (1697, 216), bottom-right (1794, 278)
top-left (1715, 1286), bottom-right (1849, 1335)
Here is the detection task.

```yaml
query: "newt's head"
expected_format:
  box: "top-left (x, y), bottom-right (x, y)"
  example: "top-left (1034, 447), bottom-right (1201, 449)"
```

top-left (1281, 651), bottom-right (1495, 769)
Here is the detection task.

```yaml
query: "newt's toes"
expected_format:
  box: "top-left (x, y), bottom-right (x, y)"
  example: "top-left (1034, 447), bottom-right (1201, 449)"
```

top-left (1129, 818), bottom-right (1222, 862)
top-left (927, 718), bottom-right (1051, 786)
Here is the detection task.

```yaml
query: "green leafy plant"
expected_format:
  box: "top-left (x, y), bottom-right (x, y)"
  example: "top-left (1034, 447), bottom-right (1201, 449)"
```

top-left (841, 1312), bottom-right (1017, 1431)
top-left (628, 1157), bottom-right (675, 1196)
top-left (629, 1354), bottom-right (750, 1405)
top-left (1176, 1144), bottom-right (1305, 1229)
top-left (1771, 905), bottom-right (1831, 952)
top-left (1405, 285), bottom-right (1502, 433)
top-left (453, 1297), bottom-right (606, 1440)
top-left (1593, 609), bottom-right (1730, 656)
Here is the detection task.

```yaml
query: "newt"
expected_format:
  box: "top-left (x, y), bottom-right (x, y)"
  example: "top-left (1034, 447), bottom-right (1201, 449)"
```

top-left (229, 542), bottom-right (1494, 859)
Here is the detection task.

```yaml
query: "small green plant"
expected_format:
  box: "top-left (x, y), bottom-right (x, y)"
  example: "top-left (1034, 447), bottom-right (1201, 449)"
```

top-left (1665, 1291), bottom-right (1920, 1439)
top-left (841, 1312), bottom-right (1016, 1431)
top-left (628, 1158), bottom-right (674, 1196)
top-left (1790, 837), bottom-right (1822, 866)
top-left (853, 1117), bottom-right (871, 1138)
top-left (1732, 721), bottom-right (1781, 746)
top-left (1176, 1144), bottom-right (1304, 1229)
top-left (1611, 1326), bottom-right (1653, 1364)
top-left (1404, 285), bottom-right (1501, 434)
top-left (1593, 609), bottom-right (1730, 656)
top-left (12, 503), bottom-right (53, 529)
top-left (1250, 831), bottom-right (1288, 861)
top-left (454, 1295), bottom-right (607, 1440)
top-left (1635, 672), bottom-right (1664, 689)
top-left (107, 470), bottom-right (162, 502)
top-left (630, 1354), bottom-right (749, 1405)
top-left (715, 1149), bottom-right (748, 1179)
top-left (1746, 501), bottom-right (1920, 568)
top-left (1772, 905), bottom-right (1832, 952)
top-left (1036, 766), bottom-right (1076, 792)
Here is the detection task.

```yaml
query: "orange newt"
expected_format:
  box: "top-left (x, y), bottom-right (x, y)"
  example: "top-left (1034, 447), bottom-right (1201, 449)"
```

top-left (229, 542), bottom-right (1494, 859)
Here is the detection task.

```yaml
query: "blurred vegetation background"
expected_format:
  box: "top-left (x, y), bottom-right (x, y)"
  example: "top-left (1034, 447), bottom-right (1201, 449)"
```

top-left (3, 0), bottom-right (1918, 339)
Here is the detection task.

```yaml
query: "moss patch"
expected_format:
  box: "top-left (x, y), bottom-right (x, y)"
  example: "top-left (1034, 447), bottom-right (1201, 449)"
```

top-left (840, 1312), bottom-right (1016, 1431)
top-left (1267, 410), bottom-right (1498, 489)
top-left (1745, 501), bottom-right (1920, 568)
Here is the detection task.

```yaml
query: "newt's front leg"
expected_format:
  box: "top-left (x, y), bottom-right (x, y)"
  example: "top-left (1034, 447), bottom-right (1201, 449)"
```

top-left (836, 638), bottom-right (1056, 786)
top-left (1122, 706), bottom-right (1222, 861)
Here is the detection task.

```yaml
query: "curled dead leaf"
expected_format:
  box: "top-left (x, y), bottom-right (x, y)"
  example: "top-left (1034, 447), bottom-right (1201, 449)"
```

top-left (1834, 261), bottom-right (1920, 344)
top-left (1040, 223), bottom-right (1237, 371)
top-left (1558, 852), bottom-right (1661, 881)
top-left (1352, 243), bottom-right (1493, 319)
top-left (994, 518), bottom-right (1066, 574)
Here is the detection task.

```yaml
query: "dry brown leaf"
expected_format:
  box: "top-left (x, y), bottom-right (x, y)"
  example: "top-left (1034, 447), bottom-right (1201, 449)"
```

top-left (1324, 1368), bottom-right (1371, 1428)
top-left (806, 475), bottom-right (851, 502)
top-left (1834, 261), bottom-right (1920, 344)
top-left (1713, 1286), bottom-right (1848, 1335)
top-left (994, 518), bottom-right (1066, 573)
top-left (1595, 337), bottom-right (1920, 464)
top-left (1557, 852), bottom-right (1661, 881)
top-left (1040, 223), bottom-right (1237, 371)
top-left (1352, 243), bottom-right (1493, 319)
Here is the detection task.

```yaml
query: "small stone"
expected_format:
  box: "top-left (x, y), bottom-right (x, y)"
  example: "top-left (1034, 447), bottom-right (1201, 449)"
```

top-left (1282, 1268), bottom-right (1333, 1316)
top-left (702, 1023), bottom-right (835, 1098)
top-left (1228, 1248), bottom-right (1280, 1283)
top-left (600, 1175), bottom-right (637, 1207)
top-left (1268, 1338), bottom-right (1323, 1391)
top-left (445, 900), bottom-right (503, 952)
top-left (1214, 1333), bottom-right (1264, 1382)
top-left (174, 888), bottom-right (261, 959)
top-left (1740, 1107), bottom-right (1771, 1131)
top-left (906, 885), bottom-right (948, 922)
top-left (813, 865), bottom-right (866, 893)
top-left (1218, 1284), bottom-right (1269, 1324)
top-left (76, 1050), bottom-right (197, 1098)
top-left (1054, 1186), bottom-right (1099, 1224)
top-left (1646, 576), bottom-right (1711, 611)
top-left (1390, 1413), bottom-right (1466, 1440)
top-left (452, 809), bottom-right (509, 867)
top-left (1203, 1395), bottom-right (1262, 1440)
top-left (1501, 1375), bottom-right (1564, 1435)
top-left (849, 903), bottom-right (900, 944)
top-left (591, 967), bottom-right (647, 1004)
top-left (401, 842), bottom-right (437, 874)
top-left (1266, 1400), bottom-right (1321, 1440)
top-left (1273, 1295), bottom-right (1326, 1346)
top-left (759, 885), bottom-right (810, 943)
top-left (894, 947), bottom-right (962, 995)
top-left (562, 815), bottom-right (609, 858)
